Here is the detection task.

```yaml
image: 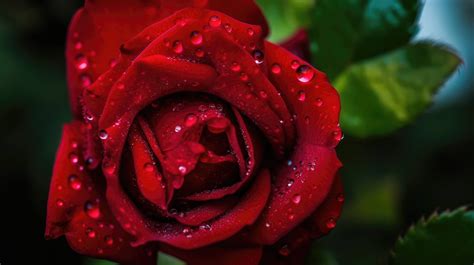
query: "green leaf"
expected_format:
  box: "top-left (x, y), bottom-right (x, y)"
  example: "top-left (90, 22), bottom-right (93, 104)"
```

top-left (257, 0), bottom-right (314, 42)
top-left (157, 252), bottom-right (186, 265)
top-left (334, 42), bottom-right (461, 137)
top-left (391, 207), bottom-right (474, 265)
top-left (83, 258), bottom-right (117, 265)
top-left (310, 0), bottom-right (422, 79)
top-left (306, 247), bottom-right (339, 265)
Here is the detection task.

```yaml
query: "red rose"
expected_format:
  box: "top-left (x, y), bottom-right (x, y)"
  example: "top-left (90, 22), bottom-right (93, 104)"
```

top-left (45, 1), bottom-right (343, 264)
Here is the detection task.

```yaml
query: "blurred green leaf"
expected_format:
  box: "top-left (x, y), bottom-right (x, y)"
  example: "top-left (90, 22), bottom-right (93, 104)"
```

top-left (345, 177), bottom-right (400, 226)
top-left (310, 0), bottom-right (421, 79)
top-left (257, 0), bottom-right (314, 42)
top-left (391, 207), bottom-right (474, 265)
top-left (334, 42), bottom-right (461, 137)
top-left (306, 247), bottom-right (339, 265)
top-left (83, 258), bottom-right (117, 265)
top-left (157, 252), bottom-right (186, 265)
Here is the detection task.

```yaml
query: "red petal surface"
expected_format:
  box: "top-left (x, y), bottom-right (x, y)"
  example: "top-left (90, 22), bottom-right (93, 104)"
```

top-left (45, 122), bottom-right (156, 265)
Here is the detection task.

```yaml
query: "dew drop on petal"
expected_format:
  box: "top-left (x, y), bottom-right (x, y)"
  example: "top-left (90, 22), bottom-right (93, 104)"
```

top-left (252, 50), bottom-right (264, 64)
top-left (297, 90), bottom-right (306, 101)
top-left (75, 54), bottom-right (89, 70)
top-left (337, 194), bottom-right (345, 203)
top-left (98, 130), bottom-right (108, 140)
top-left (195, 48), bottom-right (204, 58)
top-left (224, 23), bottom-right (232, 33)
top-left (288, 214), bottom-right (295, 221)
top-left (69, 152), bottom-right (79, 164)
top-left (68, 175), bottom-right (82, 190)
top-left (296, 65), bottom-right (314, 83)
top-left (190, 31), bottom-right (203, 45)
top-left (279, 245), bottom-right (291, 256)
top-left (314, 98), bottom-right (323, 107)
top-left (291, 60), bottom-right (300, 70)
top-left (84, 200), bottom-right (101, 219)
top-left (104, 236), bottom-right (114, 245)
top-left (184, 114), bottom-right (197, 127)
top-left (208, 15), bottom-right (221, 27)
top-left (174, 125), bottom-right (182, 133)
top-left (287, 179), bottom-right (294, 187)
top-left (326, 218), bottom-right (336, 229)
top-left (56, 199), bottom-right (65, 207)
top-left (172, 40), bottom-right (184, 54)
top-left (86, 228), bottom-right (96, 238)
top-left (178, 165), bottom-right (187, 175)
top-left (247, 28), bottom-right (255, 36)
top-left (271, 63), bottom-right (281, 74)
top-left (144, 163), bottom-right (154, 172)
top-left (292, 194), bottom-right (301, 204)
top-left (230, 62), bottom-right (241, 72)
top-left (80, 74), bottom-right (92, 88)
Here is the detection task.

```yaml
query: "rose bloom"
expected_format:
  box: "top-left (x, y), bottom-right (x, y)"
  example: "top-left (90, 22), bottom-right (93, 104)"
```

top-left (45, 1), bottom-right (343, 264)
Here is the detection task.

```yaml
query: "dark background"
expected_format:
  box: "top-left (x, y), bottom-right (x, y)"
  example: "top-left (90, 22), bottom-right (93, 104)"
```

top-left (0, 1), bottom-right (472, 265)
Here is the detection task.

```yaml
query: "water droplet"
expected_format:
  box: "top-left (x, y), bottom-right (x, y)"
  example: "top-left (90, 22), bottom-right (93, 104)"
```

top-left (265, 222), bottom-right (271, 228)
top-left (332, 130), bottom-right (343, 142)
top-left (86, 228), bottom-right (96, 238)
top-left (56, 199), bottom-right (65, 207)
top-left (144, 163), bottom-right (154, 172)
top-left (287, 179), bottom-right (294, 187)
top-left (224, 23), bottom-right (232, 33)
top-left (75, 54), bottom-right (88, 70)
top-left (314, 98), bottom-right (323, 107)
top-left (69, 152), bottom-right (79, 164)
top-left (291, 60), bottom-right (300, 69)
top-left (296, 65), bottom-right (314, 83)
top-left (85, 113), bottom-right (94, 121)
top-left (172, 40), bottom-right (183, 54)
top-left (279, 245), bottom-right (291, 256)
top-left (84, 200), bottom-right (101, 219)
top-left (178, 165), bottom-right (187, 175)
top-left (74, 41), bottom-right (83, 50)
top-left (230, 62), bottom-right (241, 72)
top-left (190, 31), bottom-right (203, 45)
top-left (199, 224), bottom-right (212, 231)
top-left (99, 130), bottom-right (108, 140)
top-left (292, 194), bottom-right (301, 204)
top-left (208, 15), bottom-right (221, 27)
top-left (252, 50), bottom-right (264, 64)
top-left (195, 48), bottom-right (204, 58)
top-left (109, 58), bottom-right (118, 68)
top-left (259, 90), bottom-right (268, 99)
top-left (103, 163), bottom-right (117, 176)
top-left (247, 28), bottom-right (255, 36)
top-left (174, 125), bottom-right (182, 132)
top-left (80, 74), bottom-right (92, 88)
top-left (297, 90), bottom-right (306, 102)
top-left (182, 228), bottom-right (192, 238)
top-left (326, 218), bottom-right (336, 229)
top-left (271, 63), bottom-right (281, 74)
top-left (239, 72), bottom-right (248, 81)
top-left (337, 194), bottom-right (345, 203)
top-left (288, 214), bottom-right (295, 220)
top-left (117, 83), bottom-right (125, 90)
top-left (68, 175), bottom-right (82, 190)
top-left (287, 160), bottom-right (293, 166)
top-left (105, 236), bottom-right (114, 245)
top-left (184, 114), bottom-right (197, 127)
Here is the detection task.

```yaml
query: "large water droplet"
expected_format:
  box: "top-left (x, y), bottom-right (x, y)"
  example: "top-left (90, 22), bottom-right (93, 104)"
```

top-left (252, 50), bottom-right (264, 64)
top-left (208, 15), bottom-right (221, 27)
top-left (296, 65), bottom-right (314, 83)
top-left (190, 31), bottom-right (203, 45)
top-left (99, 130), bottom-right (108, 140)
top-left (68, 175), bottom-right (82, 190)
top-left (84, 200), bottom-right (101, 219)
top-left (292, 194), bottom-right (301, 204)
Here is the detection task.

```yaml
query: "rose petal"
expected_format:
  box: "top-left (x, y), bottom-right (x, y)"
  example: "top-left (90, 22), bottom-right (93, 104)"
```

top-left (280, 29), bottom-right (311, 62)
top-left (45, 122), bottom-right (156, 264)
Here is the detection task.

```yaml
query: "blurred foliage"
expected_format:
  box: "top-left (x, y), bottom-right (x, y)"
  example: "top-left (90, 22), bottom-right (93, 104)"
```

top-left (0, 1), bottom-right (472, 265)
top-left (157, 252), bottom-right (186, 265)
top-left (391, 207), bottom-right (474, 265)
top-left (335, 42), bottom-right (460, 137)
top-left (256, 0), bottom-right (314, 42)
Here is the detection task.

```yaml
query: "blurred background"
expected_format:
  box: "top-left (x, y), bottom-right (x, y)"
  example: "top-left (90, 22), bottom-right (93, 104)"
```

top-left (0, 0), bottom-right (472, 264)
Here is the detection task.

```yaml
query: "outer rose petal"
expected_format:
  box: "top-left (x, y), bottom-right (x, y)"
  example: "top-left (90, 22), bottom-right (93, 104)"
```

top-left (67, 0), bottom-right (268, 117)
top-left (45, 122), bottom-right (156, 265)
top-left (281, 29), bottom-right (311, 62)
top-left (161, 245), bottom-right (263, 265)
top-left (246, 41), bottom-right (342, 244)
